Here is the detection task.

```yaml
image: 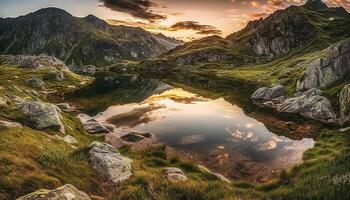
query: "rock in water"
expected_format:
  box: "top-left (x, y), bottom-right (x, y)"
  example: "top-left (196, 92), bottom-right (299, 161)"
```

top-left (17, 184), bottom-right (91, 200)
top-left (88, 142), bottom-right (132, 184)
top-left (16, 101), bottom-right (64, 133)
top-left (251, 85), bottom-right (286, 101)
top-left (297, 38), bottom-right (350, 91)
top-left (340, 84), bottom-right (350, 125)
top-left (163, 167), bottom-right (188, 183)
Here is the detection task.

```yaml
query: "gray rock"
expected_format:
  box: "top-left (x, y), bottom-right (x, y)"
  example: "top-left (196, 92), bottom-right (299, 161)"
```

top-left (0, 119), bottom-right (22, 128)
top-left (26, 78), bottom-right (45, 89)
top-left (81, 65), bottom-right (96, 75)
top-left (88, 142), bottom-right (132, 184)
top-left (17, 184), bottom-right (91, 200)
top-left (16, 101), bottom-right (64, 133)
top-left (340, 84), bottom-right (350, 125)
top-left (56, 71), bottom-right (65, 81)
top-left (297, 38), bottom-right (350, 91)
top-left (278, 89), bottom-right (336, 123)
top-left (77, 114), bottom-right (110, 134)
top-left (251, 85), bottom-right (286, 101)
top-left (163, 167), bottom-right (188, 183)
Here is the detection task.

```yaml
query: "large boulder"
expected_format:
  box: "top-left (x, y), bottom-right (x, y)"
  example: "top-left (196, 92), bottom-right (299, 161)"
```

top-left (251, 85), bottom-right (286, 101)
top-left (278, 89), bottom-right (336, 123)
top-left (340, 84), bottom-right (350, 125)
top-left (17, 184), bottom-right (91, 200)
top-left (16, 101), bottom-right (64, 132)
top-left (88, 142), bottom-right (132, 184)
top-left (297, 38), bottom-right (350, 91)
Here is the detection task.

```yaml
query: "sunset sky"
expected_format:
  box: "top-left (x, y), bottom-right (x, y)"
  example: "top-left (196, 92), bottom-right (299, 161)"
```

top-left (0, 0), bottom-right (349, 41)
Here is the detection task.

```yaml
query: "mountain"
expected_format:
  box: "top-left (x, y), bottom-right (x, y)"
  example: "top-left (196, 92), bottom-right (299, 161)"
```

top-left (162, 0), bottom-right (350, 65)
top-left (0, 8), bottom-right (183, 67)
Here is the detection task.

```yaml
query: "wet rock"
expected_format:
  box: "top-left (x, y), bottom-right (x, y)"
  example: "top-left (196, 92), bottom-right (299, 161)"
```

top-left (163, 167), bottom-right (188, 183)
top-left (198, 165), bottom-right (230, 183)
top-left (120, 133), bottom-right (145, 143)
top-left (77, 114), bottom-right (109, 134)
top-left (26, 78), bottom-right (45, 89)
top-left (16, 101), bottom-right (64, 132)
top-left (17, 184), bottom-right (91, 200)
top-left (88, 142), bottom-right (132, 184)
top-left (251, 85), bottom-right (286, 101)
top-left (64, 135), bottom-right (78, 145)
top-left (340, 84), bottom-right (350, 125)
top-left (0, 119), bottom-right (22, 128)
top-left (297, 38), bottom-right (350, 91)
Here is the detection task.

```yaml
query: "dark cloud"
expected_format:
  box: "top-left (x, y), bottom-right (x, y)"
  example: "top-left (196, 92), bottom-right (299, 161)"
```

top-left (100, 0), bottom-right (166, 22)
top-left (170, 21), bottom-right (222, 35)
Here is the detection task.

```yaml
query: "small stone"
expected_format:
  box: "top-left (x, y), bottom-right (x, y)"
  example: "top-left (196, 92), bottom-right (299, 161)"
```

top-left (64, 135), bottom-right (78, 145)
top-left (120, 133), bottom-right (144, 142)
top-left (163, 167), bottom-right (188, 183)
top-left (0, 119), bottom-right (22, 128)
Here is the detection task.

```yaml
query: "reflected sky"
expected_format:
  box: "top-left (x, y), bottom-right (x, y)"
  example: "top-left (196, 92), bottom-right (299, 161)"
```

top-left (97, 88), bottom-right (314, 180)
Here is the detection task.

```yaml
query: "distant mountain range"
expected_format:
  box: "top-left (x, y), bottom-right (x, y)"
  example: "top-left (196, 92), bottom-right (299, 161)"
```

top-left (0, 7), bottom-right (183, 67)
top-left (162, 0), bottom-right (350, 65)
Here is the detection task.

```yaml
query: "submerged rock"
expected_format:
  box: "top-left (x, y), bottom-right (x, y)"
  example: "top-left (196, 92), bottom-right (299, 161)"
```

top-left (163, 167), bottom-right (188, 183)
top-left (16, 101), bottom-right (64, 132)
top-left (17, 184), bottom-right (91, 200)
top-left (297, 38), bottom-right (350, 91)
top-left (88, 142), bottom-right (132, 184)
top-left (340, 84), bottom-right (350, 125)
top-left (251, 85), bottom-right (286, 101)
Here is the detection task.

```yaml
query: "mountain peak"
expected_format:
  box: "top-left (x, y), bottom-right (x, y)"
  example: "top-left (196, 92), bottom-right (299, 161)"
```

top-left (304, 0), bottom-right (328, 10)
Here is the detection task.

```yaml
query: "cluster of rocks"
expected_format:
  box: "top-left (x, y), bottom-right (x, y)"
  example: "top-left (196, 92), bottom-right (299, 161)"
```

top-left (251, 85), bottom-right (337, 124)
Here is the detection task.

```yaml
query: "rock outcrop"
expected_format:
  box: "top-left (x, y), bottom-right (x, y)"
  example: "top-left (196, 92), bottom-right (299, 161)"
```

top-left (251, 85), bottom-right (286, 101)
top-left (88, 142), bottom-right (132, 184)
top-left (0, 54), bottom-right (69, 71)
top-left (340, 84), bottom-right (350, 125)
top-left (163, 167), bottom-right (188, 183)
top-left (17, 184), bottom-right (91, 200)
top-left (297, 38), bottom-right (350, 91)
top-left (26, 78), bottom-right (45, 90)
top-left (16, 101), bottom-right (64, 132)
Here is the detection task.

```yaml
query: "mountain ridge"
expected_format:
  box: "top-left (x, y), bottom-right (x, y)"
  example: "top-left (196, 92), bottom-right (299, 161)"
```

top-left (0, 7), bottom-right (183, 67)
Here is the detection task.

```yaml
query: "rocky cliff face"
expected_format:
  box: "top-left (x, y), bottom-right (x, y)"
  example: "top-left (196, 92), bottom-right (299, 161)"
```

top-left (0, 8), bottom-right (182, 67)
top-left (340, 84), bottom-right (350, 125)
top-left (297, 38), bottom-right (350, 91)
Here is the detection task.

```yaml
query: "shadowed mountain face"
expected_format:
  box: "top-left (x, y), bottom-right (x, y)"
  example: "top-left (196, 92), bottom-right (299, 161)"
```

top-left (0, 7), bottom-right (183, 67)
top-left (163, 0), bottom-right (350, 65)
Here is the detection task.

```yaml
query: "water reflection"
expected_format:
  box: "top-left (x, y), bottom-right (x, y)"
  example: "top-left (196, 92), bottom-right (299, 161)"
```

top-left (97, 88), bottom-right (314, 181)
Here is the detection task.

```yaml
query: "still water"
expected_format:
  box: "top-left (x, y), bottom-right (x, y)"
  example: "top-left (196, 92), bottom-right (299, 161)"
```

top-left (91, 84), bottom-right (314, 181)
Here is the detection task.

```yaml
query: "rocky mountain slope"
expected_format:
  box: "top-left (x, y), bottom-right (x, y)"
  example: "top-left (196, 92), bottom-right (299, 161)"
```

top-left (162, 0), bottom-right (350, 65)
top-left (0, 8), bottom-right (183, 67)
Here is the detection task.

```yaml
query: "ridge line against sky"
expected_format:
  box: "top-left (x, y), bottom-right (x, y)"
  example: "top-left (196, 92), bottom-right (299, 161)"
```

top-left (0, 0), bottom-right (349, 41)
